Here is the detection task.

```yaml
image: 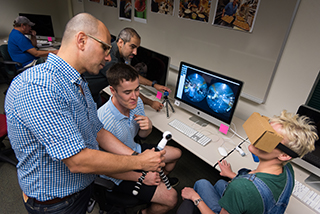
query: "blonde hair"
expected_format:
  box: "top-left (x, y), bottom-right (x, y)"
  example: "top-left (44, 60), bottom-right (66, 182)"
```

top-left (270, 110), bottom-right (318, 158)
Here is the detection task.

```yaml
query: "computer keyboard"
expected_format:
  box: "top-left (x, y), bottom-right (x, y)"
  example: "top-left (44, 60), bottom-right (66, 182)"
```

top-left (292, 179), bottom-right (320, 213)
top-left (168, 119), bottom-right (211, 146)
top-left (37, 40), bottom-right (52, 48)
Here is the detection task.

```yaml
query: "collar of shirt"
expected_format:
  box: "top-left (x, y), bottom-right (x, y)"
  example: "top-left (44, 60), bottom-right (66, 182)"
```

top-left (47, 53), bottom-right (82, 86)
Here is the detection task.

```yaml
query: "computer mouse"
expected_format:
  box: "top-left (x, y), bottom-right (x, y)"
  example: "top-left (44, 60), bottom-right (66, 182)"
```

top-left (218, 147), bottom-right (228, 157)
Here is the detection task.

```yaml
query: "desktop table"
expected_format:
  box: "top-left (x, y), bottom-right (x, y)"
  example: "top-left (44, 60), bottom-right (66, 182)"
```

top-left (103, 86), bottom-right (318, 213)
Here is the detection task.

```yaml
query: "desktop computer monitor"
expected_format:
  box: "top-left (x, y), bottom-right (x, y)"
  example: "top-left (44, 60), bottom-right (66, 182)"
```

top-left (292, 105), bottom-right (320, 191)
top-left (131, 46), bottom-right (170, 94)
top-left (174, 61), bottom-right (243, 128)
top-left (19, 13), bottom-right (55, 41)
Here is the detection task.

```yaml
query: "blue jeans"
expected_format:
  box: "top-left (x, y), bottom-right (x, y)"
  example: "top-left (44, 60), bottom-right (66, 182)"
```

top-left (24, 184), bottom-right (92, 214)
top-left (194, 179), bottom-right (228, 214)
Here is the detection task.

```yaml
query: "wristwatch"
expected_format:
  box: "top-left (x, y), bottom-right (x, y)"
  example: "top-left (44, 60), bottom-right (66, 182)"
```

top-left (151, 80), bottom-right (157, 87)
top-left (194, 198), bottom-right (203, 206)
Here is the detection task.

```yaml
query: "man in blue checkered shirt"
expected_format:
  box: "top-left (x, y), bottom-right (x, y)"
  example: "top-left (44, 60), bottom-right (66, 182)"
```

top-left (5, 13), bottom-right (165, 214)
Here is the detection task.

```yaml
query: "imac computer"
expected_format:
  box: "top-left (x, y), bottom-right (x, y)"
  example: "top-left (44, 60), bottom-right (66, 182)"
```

top-left (174, 61), bottom-right (243, 128)
top-left (19, 13), bottom-right (55, 41)
top-left (131, 46), bottom-right (170, 95)
top-left (292, 105), bottom-right (320, 191)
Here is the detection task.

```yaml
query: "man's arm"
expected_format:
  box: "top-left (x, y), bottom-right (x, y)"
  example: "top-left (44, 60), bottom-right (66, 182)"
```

top-left (139, 93), bottom-right (163, 111)
top-left (26, 48), bottom-right (58, 58)
top-left (97, 128), bottom-right (134, 155)
top-left (62, 147), bottom-right (165, 175)
top-left (138, 74), bottom-right (171, 93)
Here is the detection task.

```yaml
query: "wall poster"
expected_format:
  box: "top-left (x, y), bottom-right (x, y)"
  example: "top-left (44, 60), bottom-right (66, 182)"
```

top-left (104, 0), bottom-right (117, 7)
top-left (213, 0), bottom-right (260, 33)
top-left (119, 0), bottom-right (132, 21)
top-left (151, 0), bottom-right (174, 16)
top-left (179, 0), bottom-right (211, 23)
top-left (134, 0), bottom-right (147, 23)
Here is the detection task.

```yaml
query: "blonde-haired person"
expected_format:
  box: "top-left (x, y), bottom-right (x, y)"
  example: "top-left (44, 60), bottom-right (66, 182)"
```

top-left (178, 110), bottom-right (318, 214)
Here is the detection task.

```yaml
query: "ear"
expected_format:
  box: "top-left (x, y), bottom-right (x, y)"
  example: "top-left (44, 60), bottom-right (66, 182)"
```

top-left (110, 86), bottom-right (116, 95)
top-left (278, 153), bottom-right (292, 162)
top-left (118, 38), bottom-right (124, 48)
top-left (76, 32), bottom-right (87, 51)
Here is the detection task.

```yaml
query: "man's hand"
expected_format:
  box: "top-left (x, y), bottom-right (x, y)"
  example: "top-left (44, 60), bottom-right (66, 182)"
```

top-left (134, 114), bottom-right (152, 131)
top-left (181, 187), bottom-right (200, 201)
top-left (218, 160), bottom-right (236, 179)
top-left (143, 171), bottom-right (161, 186)
top-left (154, 84), bottom-right (171, 93)
top-left (138, 148), bottom-right (166, 172)
top-left (150, 100), bottom-right (163, 111)
top-left (29, 30), bottom-right (37, 37)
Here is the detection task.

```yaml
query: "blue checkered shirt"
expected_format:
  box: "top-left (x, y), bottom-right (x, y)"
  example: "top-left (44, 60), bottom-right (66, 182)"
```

top-left (97, 96), bottom-right (145, 185)
top-left (5, 53), bottom-right (103, 201)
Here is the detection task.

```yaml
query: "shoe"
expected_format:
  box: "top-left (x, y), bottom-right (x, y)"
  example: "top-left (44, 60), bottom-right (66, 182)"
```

top-left (168, 177), bottom-right (179, 188)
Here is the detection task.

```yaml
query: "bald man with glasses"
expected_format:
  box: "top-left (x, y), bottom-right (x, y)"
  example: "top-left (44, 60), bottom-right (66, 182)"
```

top-left (5, 13), bottom-right (165, 214)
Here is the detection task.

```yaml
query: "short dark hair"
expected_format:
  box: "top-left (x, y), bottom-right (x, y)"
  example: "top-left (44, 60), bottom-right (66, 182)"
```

top-left (117, 27), bottom-right (141, 44)
top-left (107, 63), bottom-right (139, 88)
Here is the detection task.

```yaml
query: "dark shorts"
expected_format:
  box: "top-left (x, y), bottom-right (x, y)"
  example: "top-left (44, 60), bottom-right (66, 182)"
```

top-left (113, 143), bottom-right (157, 203)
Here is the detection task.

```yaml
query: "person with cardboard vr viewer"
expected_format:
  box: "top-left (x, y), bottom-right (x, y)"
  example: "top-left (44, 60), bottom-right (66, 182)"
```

top-left (178, 110), bottom-right (318, 214)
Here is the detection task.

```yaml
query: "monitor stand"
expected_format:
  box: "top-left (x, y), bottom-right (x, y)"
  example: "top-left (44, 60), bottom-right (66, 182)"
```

top-left (305, 173), bottom-right (320, 192)
top-left (189, 115), bottom-right (209, 127)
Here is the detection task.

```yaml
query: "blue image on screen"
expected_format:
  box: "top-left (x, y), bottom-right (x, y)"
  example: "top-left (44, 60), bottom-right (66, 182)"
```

top-left (184, 73), bottom-right (207, 102)
top-left (206, 82), bottom-right (235, 113)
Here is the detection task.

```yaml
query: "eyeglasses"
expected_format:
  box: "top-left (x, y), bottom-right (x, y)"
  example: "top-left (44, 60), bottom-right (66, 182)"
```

top-left (86, 34), bottom-right (112, 55)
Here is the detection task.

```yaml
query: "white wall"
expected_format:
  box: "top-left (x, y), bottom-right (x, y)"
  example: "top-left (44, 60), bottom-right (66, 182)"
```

top-left (235, 0), bottom-right (320, 120)
top-left (1, 0), bottom-right (320, 122)
top-left (77, 0), bottom-right (320, 121)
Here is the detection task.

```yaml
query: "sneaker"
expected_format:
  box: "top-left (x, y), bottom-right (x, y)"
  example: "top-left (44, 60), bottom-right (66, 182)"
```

top-left (168, 177), bottom-right (179, 188)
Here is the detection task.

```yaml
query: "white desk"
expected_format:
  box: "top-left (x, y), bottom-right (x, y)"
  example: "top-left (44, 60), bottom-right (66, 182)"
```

top-left (104, 81), bottom-right (318, 213)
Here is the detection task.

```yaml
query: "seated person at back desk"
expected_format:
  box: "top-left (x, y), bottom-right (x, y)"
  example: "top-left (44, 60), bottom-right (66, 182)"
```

top-left (83, 27), bottom-right (170, 110)
top-left (97, 63), bottom-right (182, 214)
top-left (8, 16), bottom-right (58, 68)
top-left (178, 110), bottom-right (318, 214)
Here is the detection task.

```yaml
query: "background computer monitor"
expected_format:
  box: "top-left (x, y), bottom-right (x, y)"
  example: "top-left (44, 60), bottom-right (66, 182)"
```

top-left (292, 105), bottom-right (320, 191)
top-left (174, 61), bottom-right (243, 128)
top-left (131, 46), bottom-right (170, 95)
top-left (19, 13), bottom-right (55, 41)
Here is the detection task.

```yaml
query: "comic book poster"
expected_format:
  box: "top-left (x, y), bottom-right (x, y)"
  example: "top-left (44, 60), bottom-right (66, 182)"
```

top-left (178, 0), bottom-right (211, 22)
top-left (119, 0), bottom-right (132, 21)
top-left (151, 0), bottom-right (174, 16)
top-left (213, 0), bottom-right (260, 33)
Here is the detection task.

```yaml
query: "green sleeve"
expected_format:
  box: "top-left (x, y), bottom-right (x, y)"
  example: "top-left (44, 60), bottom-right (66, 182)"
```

top-left (218, 178), bottom-right (264, 214)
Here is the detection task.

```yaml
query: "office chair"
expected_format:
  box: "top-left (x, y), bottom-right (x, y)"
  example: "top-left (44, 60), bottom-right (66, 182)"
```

top-left (0, 114), bottom-right (18, 166)
top-left (88, 176), bottom-right (146, 214)
top-left (0, 44), bottom-right (30, 79)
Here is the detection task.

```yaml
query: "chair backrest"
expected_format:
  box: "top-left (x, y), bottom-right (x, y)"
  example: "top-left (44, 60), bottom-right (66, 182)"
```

top-left (0, 44), bottom-right (12, 61)
top-left (0, 44), bottom-right (19, 77)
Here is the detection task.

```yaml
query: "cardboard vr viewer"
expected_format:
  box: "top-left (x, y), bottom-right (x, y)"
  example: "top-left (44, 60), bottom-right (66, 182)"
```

top-left (242, 112), bottom-right (283, 153)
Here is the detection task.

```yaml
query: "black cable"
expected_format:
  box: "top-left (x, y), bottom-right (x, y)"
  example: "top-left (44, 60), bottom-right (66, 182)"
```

top-left (213, 137), bottom-right (248, 168)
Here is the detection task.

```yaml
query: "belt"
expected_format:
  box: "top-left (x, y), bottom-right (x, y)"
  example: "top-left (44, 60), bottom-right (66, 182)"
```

top-left (23, 192), bottom-right (72, 205)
